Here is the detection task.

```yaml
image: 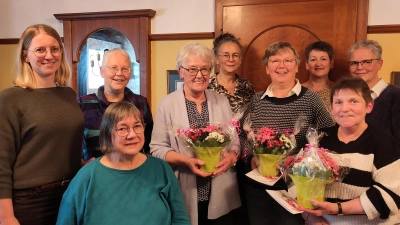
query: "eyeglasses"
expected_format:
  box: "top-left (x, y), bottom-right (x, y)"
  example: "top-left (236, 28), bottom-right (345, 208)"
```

top-left (269, 59), bottom-right (295, 67)
top-left (28, 46), bottom-right (62, 57)
top-left (348, 59), bottom-right (380, 68)
top-left (218, 53), bottom-right (241, 61)
top-left (115, 125), bottom-right (144, 137)
top-left (106, 66), bottom-right (131, 75)
top-left (180, 67), bottom-right (211, 77)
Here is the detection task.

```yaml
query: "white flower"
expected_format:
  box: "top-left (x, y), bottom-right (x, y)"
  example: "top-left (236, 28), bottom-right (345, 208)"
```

top-left (205, 131), bottom-right (225, 143)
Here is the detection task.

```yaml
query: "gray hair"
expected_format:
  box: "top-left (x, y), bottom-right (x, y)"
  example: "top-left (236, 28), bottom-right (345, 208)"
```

top-left (262, 41), bottom-right (301, 66)
top-left (99, 101), bottom-right (144, 154)
top-left (348, 40), bottom-right (382, 59)
top-left (176, 42), bottom-right (214, 69)
top-left (102, 48), bottom-right (132, 68)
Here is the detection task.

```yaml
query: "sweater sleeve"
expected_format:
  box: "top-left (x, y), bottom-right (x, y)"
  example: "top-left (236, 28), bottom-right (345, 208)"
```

top-left (162, 162), bottom-right (191, 225)
top-left (360, 134), bottom-right (400, 220)
top-left (391, 94), bottom-right (400, 148)
top-left (0, 89), bottom-right (20, 198)
top-left (56, 166), bottom-right (92, 225)
top-left (141, 98), bottom-right (154, 154)
top-left (150, 97), bottom-right (175, 160)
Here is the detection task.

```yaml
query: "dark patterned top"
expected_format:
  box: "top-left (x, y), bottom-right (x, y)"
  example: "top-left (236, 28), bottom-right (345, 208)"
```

top-left (208, 74), bottom-right (255, 113)
top-left (239, 87), bottom-right (335, 167)
top-left (185, 99), bottom-right (211, 202)
top-left (78, 86), bottom-right (153, 160)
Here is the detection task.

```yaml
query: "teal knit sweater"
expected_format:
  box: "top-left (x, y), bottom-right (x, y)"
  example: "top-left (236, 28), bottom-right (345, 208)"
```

top-left (56, 156), bottom-right (190, 225)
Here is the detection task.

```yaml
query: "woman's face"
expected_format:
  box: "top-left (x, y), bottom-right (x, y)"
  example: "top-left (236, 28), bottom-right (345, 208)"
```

top-left (101, 53), bottom-right (131, 94)
top-left (179, 54), bottom-right (211, 96)
top-left (265, 49), bottom-right (299, 86)
top-left (305, 50), bottom-right (334, 78)
top-left (349, 48), bottom-right (382, 87)
top-left (112, 116), bottom-right (145, 156)
top-left (216, 42), bottom-right (241, 75)
top-left (25, 33), bottom-right (62, 80)
top-left (331, 89), bottom-right (373, 130)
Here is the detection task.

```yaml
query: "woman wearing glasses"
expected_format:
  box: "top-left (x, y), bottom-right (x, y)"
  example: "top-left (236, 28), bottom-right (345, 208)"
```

top-left (150, 43), bottom-right (240, 225)
top-left (78, 48), bottom-right (153, 163)
top-left (0, 24), bottom-right (84, 225)
top-left (208, 32), bottom-right (255, 225)
top-left (57, 101), bottom-right (190, 225)
top-left (239, 42), bottom-right (334, 225)
top-left (348, 40), bottom-right (400, 148)
top-left (208, 33), bottom-right (255, 114)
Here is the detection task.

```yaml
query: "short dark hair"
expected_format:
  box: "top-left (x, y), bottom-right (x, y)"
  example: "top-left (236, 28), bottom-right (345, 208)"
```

top-left (305, 41), bottom-right (334, 61)
top-left (330, 76), bottom-right (372, 105)
top-left (213, 33), bottom-right (243, 56)
top-left (99, 101), bottom-right (145, 154)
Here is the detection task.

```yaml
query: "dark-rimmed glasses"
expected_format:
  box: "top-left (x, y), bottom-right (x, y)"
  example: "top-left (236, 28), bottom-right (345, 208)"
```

top-left (180, 67), bottom-right (211, 77)
top-left (28, 46), bottom-right (62, 57)
top-left (348, 59), bottom-right (380, 68)
top-left (269, 59), bottom-right (295, 67)
top-left (106, 66), bottom-right (131, 75)
top-left (115, 125), bottom-right (144, 137)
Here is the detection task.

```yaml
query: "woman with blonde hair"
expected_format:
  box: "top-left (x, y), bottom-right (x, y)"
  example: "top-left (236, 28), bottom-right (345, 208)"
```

top-left (0, 24), bottom-right (84, 225)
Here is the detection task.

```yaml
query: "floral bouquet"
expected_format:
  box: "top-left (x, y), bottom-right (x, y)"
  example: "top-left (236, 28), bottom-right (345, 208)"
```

top-left (248, 127), bottom-right (295, 177)
top-left (177, 123), bottom-right (237, 172)
top-left (281, 126), bottom-right (350, 209)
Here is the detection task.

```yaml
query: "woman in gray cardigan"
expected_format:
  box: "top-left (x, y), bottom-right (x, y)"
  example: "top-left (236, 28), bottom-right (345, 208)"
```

top-left (150, 43), bottom-right (240, 225)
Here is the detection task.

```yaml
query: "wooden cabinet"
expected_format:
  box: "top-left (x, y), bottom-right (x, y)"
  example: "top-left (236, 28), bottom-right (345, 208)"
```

top-left (54, 10), bottom-right (155, 99)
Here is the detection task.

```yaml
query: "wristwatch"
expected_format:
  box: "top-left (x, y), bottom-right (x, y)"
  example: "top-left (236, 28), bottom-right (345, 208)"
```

top-left (337, 202), bottom-right (344, 216)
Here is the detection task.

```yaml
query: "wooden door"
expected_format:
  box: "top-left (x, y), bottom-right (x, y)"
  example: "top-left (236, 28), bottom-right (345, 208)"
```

top-left (54, 10), bottom-right (155, 99)
top-left (215, 0), bottom-right (368, 92)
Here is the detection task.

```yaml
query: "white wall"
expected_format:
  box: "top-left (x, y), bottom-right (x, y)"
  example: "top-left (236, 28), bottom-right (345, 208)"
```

top-left (0, 0), bottom-right (215, 38)
top-left (0, 0), bottom-right (398, 39)
top-left (368, 0), bottom-right (400, 25)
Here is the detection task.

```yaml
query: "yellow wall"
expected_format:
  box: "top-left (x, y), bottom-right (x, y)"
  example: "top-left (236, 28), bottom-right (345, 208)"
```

top-left (0, 44), bottom-right (18, 90)
top-left (367, 33), bottom-right (400, 83)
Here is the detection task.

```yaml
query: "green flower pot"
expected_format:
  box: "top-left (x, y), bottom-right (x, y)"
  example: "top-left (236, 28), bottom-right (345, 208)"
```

top-left (257, 154), bottom-right (284, 177)
top-left (195, 147), bottom-right (223, 172)
top-left (289, 175), bottom-right (332, 209)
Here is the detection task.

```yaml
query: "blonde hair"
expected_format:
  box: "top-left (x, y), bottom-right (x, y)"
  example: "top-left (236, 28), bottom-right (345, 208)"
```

top-left (15, 24), bottom-right (71, 88)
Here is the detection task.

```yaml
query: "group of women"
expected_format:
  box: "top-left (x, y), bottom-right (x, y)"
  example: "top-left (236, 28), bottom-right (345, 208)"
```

top-left (0, 23), bottom-right (400, 225)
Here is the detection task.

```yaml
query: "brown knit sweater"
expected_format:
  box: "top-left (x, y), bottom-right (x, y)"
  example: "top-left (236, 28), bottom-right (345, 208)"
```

top-left (0, 86), bottom-right (84, 198)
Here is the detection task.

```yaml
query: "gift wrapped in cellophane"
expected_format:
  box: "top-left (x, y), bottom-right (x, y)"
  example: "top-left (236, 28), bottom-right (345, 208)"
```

top-left (281, 125), bottom-right (350, 209)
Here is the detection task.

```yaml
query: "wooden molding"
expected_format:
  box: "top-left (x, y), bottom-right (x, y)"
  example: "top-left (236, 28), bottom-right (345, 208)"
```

top-left (0, 38), bottom-right (19, 44)
top-left (54, 9), bottom-right (155, 20)
top-left (367, 24), bottom-right (400, 34)
top-left (149, 32), bottom-right (214, 41)
top-left (0, 33), bottom-right (214, 45)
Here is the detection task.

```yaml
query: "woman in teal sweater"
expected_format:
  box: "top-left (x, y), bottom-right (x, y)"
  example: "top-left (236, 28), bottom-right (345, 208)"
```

top-left (56, 101), bottom-right (190, 225)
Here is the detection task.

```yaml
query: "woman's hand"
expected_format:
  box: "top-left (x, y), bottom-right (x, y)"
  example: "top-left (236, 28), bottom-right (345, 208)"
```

top-left (184, 157), bottom-right (212, 177)
top-left (251, 157), bottom-right (258, 170)
top-left (299, 199), bottom-right (338, 217)
top-left (212, 151), bottom-right (237, 177)
top-left (0, 216), bottom-right (20, 225)
top-left (302, 212), bottom-right (329, 225)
